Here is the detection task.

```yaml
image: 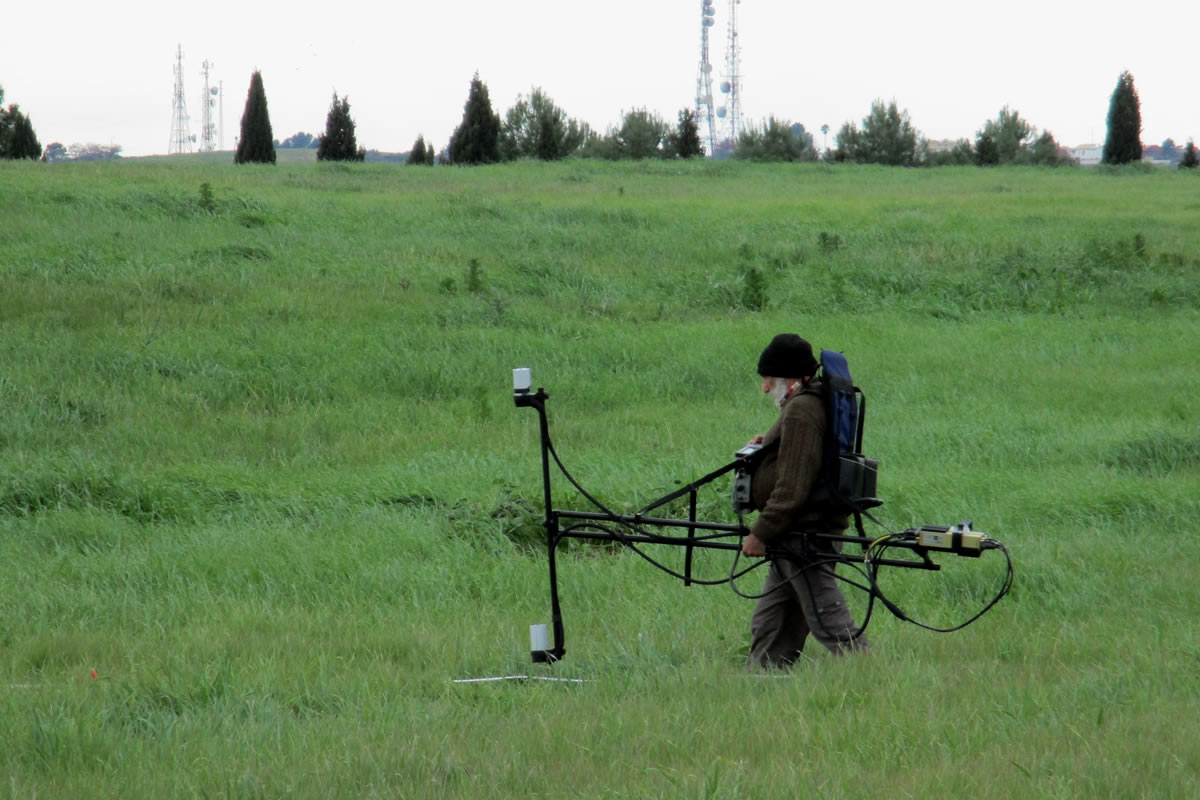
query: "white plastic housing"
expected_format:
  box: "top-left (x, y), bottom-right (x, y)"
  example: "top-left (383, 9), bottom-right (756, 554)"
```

top-left (529, 623), bottom-right (549, 651)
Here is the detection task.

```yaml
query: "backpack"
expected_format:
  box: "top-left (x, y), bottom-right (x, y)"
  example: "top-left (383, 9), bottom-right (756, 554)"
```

top-left (816, 350), bottom-right (882, 528)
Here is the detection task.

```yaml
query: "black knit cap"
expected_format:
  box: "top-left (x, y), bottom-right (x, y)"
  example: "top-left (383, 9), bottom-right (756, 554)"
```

top-left (757, 333), bottom-right (818, 378)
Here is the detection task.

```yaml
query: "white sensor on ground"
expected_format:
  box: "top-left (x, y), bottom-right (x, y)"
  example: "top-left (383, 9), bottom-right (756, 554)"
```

top-left (530, 623), bottom-right (549, 651)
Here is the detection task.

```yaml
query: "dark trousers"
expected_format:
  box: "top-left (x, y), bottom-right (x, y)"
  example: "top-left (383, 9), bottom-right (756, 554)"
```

top-left (747, 544), bottom-right (871, 668)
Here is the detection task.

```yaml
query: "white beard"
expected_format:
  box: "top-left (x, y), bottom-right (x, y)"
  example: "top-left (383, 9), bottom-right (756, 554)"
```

top-left (768, 380), bottom-right (793, 408)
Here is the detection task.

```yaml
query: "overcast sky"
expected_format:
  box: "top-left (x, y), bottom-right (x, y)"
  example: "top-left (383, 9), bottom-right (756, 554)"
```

top-left (3, 1), bottom-right (1195, 158)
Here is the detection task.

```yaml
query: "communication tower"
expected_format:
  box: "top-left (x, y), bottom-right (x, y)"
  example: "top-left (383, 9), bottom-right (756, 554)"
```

top-left (219, 80), bottom-right (225, 150)
top-left (169, 44), bottom-right (193, 154)
top-left (716, 0), bottom-right (743, 149)
top-left (694, 0), bottom-right (718, 156)
top-left (199, 60), bottom-right (219, 152)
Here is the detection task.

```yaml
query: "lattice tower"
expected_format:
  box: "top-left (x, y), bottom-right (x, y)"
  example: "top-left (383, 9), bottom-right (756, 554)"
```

top-left (169, 45), bottom-right (193, 154)
top-left (717, 0), bottom-right (743, 148)
top-left (199, 60), bottom-right (218, 152)
top-left (694, 0), bottom-right (717, 156)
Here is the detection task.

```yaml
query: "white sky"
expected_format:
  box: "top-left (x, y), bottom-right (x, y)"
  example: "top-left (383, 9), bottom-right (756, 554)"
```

top-left (3, 1), bottom-right (1195, 157)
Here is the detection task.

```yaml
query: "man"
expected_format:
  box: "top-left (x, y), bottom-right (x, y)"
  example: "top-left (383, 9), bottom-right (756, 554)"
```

top-left (742, 333), bottom-right (870, 668)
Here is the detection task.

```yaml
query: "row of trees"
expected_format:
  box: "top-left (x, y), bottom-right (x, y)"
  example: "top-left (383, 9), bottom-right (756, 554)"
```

top-left (230, 72), bottom-right (705, 167)
top-left (436, 75), bottom-right (704, 164)
top-left (824, 72), bottom-right (1197, 169)
top-left (277, 131), bottom-right (317, 149)
top-left (841, 104), bottom-right (1074, 168)
top-left (395, 71), bottom-right (1192, 169)
top-left (6, 69), bottom-right (1193, 169)
top-left (41, 142), bottom-right (122, 162)
top-left (232, 74), bottom-right (370, 164)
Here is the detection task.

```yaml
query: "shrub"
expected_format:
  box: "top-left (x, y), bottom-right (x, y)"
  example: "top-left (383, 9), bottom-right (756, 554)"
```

top-left (734, 118), bottom-right (816, 162)
top-left (499, 88), bottom-right (590, 161)
top-left (583, 109), bottom-right (668, 160)
top-left (833, 100), bottom-right (923, 166)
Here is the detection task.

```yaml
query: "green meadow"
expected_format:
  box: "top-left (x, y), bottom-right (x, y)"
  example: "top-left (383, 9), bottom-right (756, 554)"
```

top-left (1, 157), bottom-right (1198, 798)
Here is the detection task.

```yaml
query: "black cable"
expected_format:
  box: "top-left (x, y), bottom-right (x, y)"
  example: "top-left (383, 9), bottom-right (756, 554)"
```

top-left (730, 552), bottom-right (837, 599)
top-left (548, 439), bottom-right (673, 543)
top-left (545, 429), bottom-right (1011, 636)
top-left (561, 522), bottom-right (767, 586)
top-left (864, 535), bottom-right (1014, 633)
top-left (727, 548), bottom-right (877, 644)
top-left (546, 437), bottom-right (775, 589)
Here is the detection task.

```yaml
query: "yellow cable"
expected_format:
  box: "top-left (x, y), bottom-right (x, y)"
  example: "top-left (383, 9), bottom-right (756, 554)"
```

top-left (867, 535), bottom-right (890, 556)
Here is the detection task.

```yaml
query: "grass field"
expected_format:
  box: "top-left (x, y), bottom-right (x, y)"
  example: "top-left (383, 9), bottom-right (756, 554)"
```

top-left (2, 157), bottom-right (1198, 798)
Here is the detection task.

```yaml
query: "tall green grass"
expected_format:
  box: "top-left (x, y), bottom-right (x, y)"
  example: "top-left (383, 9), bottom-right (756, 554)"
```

top-left (2, 158), bottom-right (1198, 797)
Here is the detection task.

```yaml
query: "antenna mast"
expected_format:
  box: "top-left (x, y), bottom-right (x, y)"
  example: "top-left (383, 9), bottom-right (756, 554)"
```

top-left (199, 60), bottom-right (218, 152)
top-left (218, 80), bottom-right (225, 150)
top-left (717, 0), bottom-right (743, 149)
top-left (169, 44), bottom-right (193, 154)
top-left (694, 0), bottom-right (717, 157)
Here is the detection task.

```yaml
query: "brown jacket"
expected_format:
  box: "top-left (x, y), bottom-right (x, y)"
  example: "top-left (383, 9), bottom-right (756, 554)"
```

top-left (749, 379), bottom-right (849, 542)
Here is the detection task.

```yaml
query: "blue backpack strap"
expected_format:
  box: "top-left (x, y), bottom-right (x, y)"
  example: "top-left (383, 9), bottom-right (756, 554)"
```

top-left (820, 350), bottom-right (862, 455)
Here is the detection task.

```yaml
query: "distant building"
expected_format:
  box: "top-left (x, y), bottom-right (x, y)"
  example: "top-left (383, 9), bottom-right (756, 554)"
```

top-left (1071, 142), bottom-right (1177, 167)
top-left (1070, 144), bottom-right (1103, 166)
top-left (1141, 144), bottom-right (1179, 167)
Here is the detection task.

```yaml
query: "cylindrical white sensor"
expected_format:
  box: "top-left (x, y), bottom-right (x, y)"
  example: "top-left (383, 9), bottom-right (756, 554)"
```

top-left (513, 367), bottom-right (532, 392)
top-left (529, 623), bottom-right (549, 652)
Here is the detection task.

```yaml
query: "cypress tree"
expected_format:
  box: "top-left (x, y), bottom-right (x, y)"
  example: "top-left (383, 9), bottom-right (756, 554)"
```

top-left (448, 73), bottom-right (501, 165)
top-left (1102, 71), bottom-right (1142, 165)
top-left (671, 108), bottom-right (704, 159)
top-left (974, 131), bottom-right (999, 165)
top-left (0, 86), bottom-right (9, 156)
top-left (316, 93), bottom-right (365, 161)
top-left (7, 112), bottom-right (41, 160)
top-left (407, 135), bottom-right (428, 165)
top-left (234, 71), bottom-right (276, 165)
top-left (0, 86), bottom-right (43, 160)
top-left (1180, 140), bottom-right (1199, 169)
top-left (534, 111), bottom-right (561, 161)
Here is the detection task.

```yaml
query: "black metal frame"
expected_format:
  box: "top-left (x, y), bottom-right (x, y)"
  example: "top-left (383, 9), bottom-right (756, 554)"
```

top-left (514, 385), bottom-right (940, 664)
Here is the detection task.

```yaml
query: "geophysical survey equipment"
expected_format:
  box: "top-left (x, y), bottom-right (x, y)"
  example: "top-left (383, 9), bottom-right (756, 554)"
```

top-left (512, 361), bottom-right (1012, 664)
